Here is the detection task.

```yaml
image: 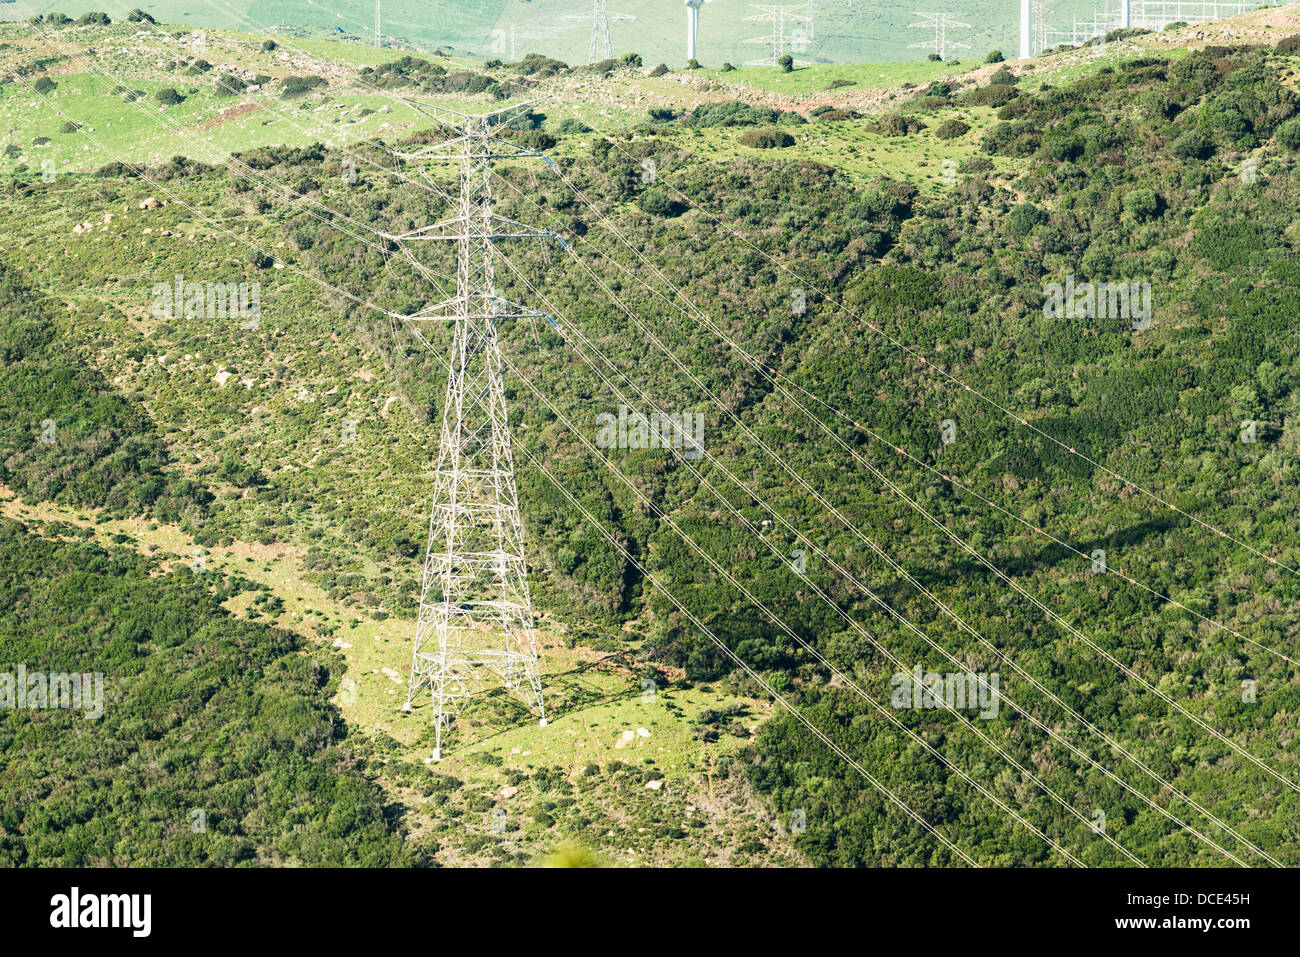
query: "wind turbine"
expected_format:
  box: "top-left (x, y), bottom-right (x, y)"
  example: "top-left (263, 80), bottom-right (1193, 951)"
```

top-left (685, 0), bottom-right (710, 62)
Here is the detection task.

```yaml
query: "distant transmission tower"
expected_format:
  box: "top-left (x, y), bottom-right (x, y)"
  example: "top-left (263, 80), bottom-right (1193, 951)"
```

top-left (566, 0), bottom-right (636, 64)
top-left (395, 101), bottom-right (566, 760)
top-left (374, 0), bottom-right (381, 46)
top-left (907, 11), bottom-right (971, 59)
top-left (1032, 1), bottom-right (1047, 55)
top-left (743, 4), bottom-right (814, 66)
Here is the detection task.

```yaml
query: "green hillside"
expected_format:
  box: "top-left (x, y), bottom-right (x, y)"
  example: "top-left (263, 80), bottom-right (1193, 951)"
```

top-left (2, 8), bottom-right (1300, 867)
top-left (2, 0), bottom-right (1115, 64)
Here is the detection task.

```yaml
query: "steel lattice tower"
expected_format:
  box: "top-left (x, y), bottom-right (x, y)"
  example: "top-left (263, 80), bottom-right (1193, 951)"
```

top-left (907, 12), bottom-right (971, 60)
top-left (566, 0), bottom-right (636, 65)
top-left (742, 4), bottom-right (813, 67)
top-left (395, 101), bottom-right (565, 760)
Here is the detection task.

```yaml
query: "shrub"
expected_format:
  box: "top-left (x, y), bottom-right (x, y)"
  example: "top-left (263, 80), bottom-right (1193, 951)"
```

top-left (154, 87), bottom-right (184, 106)
top-left (738, 128), bottom-right (795, 148)
top-left (1043, 131), bottom-right (1083, 161)
top-left (686, 100), bottom-right (780, 128)
top-left (33, 77), bottom-right (56, 94)
top-left (997, 98), bottom-right (1034, 120)
top-left (1006, 202), bottom-right (1047, 237)
top-left (126, 8), bottom-right (156, 22)
top-left (1171, 129), bottom-right (1214, 160)
top-left (1123, 186), bottom-right (1162, 221)
top-left (778, 54), bottom-right (794, 73)
top-left (649, 63), bottom-right (669, 77)
top-left (261, 39), bottom-right (277, 51)
top-left (516, 130), bottom-right (556, 151)
top-left (281, 75), bottom-right (328, 99)
top-left (215, 74), bottom-right (248, 96)
top-left (959, 155), bottom-right (993, 173)
top-left (981, 120), bottom-right (1041, 156)
top-left (934, 119), bottom-right (970, 139)
top-left (638, 188), bottom-right (684, 217)
top-left (76, 12), bottom-right (111, 25)
top-left (1134, 89), bottom-right (1174, 119)
top-left (985, 50), bottom-right (1005, 63)
top-left (963, 83), bottom-right (1019, 107)
top-left (1276, 117), bottom-right (1300, 151)
top-left (871, 114), bottom-right (925, 136)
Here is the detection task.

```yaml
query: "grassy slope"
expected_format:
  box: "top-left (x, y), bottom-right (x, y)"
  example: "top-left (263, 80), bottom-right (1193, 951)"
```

top-left (5, 0), bottom-right (1108, 64)
top-left (4, 9), bottom-right (1300, 866)
top-left (0, 488), bottom-right (802, 866)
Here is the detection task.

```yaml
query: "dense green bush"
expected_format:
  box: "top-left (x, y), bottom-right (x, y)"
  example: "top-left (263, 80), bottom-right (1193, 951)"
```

top-left (1171, 129), bottom-right (1215, 159)
top-left (870, 115), bottom-right (926, 136)
top-left (738, 128), bottom-right (795, 148)
top-left (280, 75), bottom-right (328, 99)
top-left (934, 119), bottom-right (970, 140)
top-left (962, 83), bottom-right (1018, 107)
top-left (1276, 116), bottom-right (1300, 150)
top-left (1005, 202), bottom-right (1047, 237)
top-left (1123, 186), bottom-right (1162, 221)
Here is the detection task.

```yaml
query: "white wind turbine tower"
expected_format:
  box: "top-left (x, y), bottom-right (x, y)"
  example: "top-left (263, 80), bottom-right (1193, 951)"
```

top-left (685, 0), bottom-right (710, 62)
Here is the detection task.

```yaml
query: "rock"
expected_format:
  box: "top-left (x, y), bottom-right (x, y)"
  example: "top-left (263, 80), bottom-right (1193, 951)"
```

top-left (645, 780), bottom-right (663, 791)
top-left (501, 785), bottom-right (519, 798)
top-left (636, 727), bottom-right (650, 738)
top-left (139, 197), bottom-right (161, 209)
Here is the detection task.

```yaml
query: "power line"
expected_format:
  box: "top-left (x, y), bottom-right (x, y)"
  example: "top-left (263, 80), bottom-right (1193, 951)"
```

top-left (907, 11), bottom-right (972, 59)
top-left (742, 4), bottom-right (814, 66)
top-left (389, 101), bottom-right (565, 760)
top-left (20, 1), bottom-right (1300, 868)
top-left (565, 0), bottom-right (636, 64)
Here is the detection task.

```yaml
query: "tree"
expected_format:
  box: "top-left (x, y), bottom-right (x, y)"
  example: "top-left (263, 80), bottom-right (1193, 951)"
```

top-left (777, 54), bottom-right (794, 73)
top-left (1276, 117), bottom-right (1300, 151)
top-left (1123, 187), bottom-right (1162, 221)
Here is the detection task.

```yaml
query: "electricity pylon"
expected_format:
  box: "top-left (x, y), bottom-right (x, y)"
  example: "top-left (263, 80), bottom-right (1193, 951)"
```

top-left (566, 0), bottom-right (636, 64)
top-left (393, 100), bottom-right (566, 761)
top-left (743, 4), bottom-right (813, 66)
top-left (907, 12), bottom-right (971, 59)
